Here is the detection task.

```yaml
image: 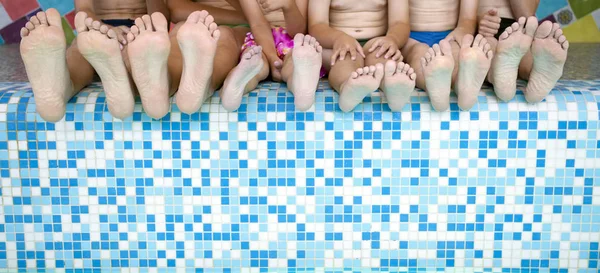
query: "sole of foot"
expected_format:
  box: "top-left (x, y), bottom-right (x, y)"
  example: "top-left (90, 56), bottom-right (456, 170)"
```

top-left (457, 34), bottom-right (493, 110)
top-left (381, 60), bottom-right (416, 112)
top-left (175, 10), bottom-right (221, 114)
top-left (127, 13), bottom-right (172, 119)
top-left (525, 21), bottom-right (569, 103)
top-left (75, 12), bottom-right (134, 119)
top-left (20, 9), bottom-right (70, 122)
top-left (221, 45), bottom-right (264, 111)
top-left (492, 16), bottom-right (538, 101)
top-left (339, 63), bottom-right (384, 113)
top-left (421, 40), bottom-right (454, 112)
top-left (290, 34), bottom-right (323, 111)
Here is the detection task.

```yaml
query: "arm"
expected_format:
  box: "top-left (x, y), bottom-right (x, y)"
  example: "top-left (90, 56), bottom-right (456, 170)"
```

top-left (445, 0), bottom-right (479, 44)
top-left (167, 0), bottom-right (247, 24)
top-left (509, 0), bottom-right (539, 18)
top-left (308, 0), bottom-right (346, 49)
top-left (281, 0), bottom-right (308, 36)
top-left (385, 0), bottom-right (410, 48)
top-left (146, 0), bottom-right (170, 20)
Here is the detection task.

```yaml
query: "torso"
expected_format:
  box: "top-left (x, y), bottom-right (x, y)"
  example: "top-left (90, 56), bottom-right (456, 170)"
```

top-left (93, 0), bottom-right (149, 20)
top-left (199, 0), bottom-right (236, 10)
top-left (478, 0), bottom-right (513, 19)
top-left (409, 0), bottom-right (459, 32)
top-left (329, 0), bottom-right (388, 40)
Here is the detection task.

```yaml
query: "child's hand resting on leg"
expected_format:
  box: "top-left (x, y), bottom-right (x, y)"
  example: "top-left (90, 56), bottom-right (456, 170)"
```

top-left (365, 36), bottom-right (402, 61)
top-left (331, 33), bottom-right (365, 65)
top-left (259, 0), bottom-right (294, 12)
top-left (478, 9), bottom-right (501, 37)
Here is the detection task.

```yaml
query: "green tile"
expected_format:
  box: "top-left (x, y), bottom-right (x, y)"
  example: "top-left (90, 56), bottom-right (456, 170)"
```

top-left (568, 0), bottom-right (600, 18)
top-left (61, 16), bottom-right (75, 44)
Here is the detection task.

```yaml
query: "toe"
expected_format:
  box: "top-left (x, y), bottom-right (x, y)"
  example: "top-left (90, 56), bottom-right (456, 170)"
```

top-left (197, 10), bottom-right (210, 23)
top-left (208, 22), bottom-right (218, 33)
top-left (420, 57), bottom-right (427, 68)
top-left (384, 60), bottom-right (397, 75)
top-left (561, 40), bottom-right (569, 50)
top-left (293, 33), bottom-right (305, 46)
top-left (84, 17), bottom-right (94, 29)
top-left (30, 15), bottom-right (40, 26)
top-left (461, 34), bottom-right (474, 49)
top-left (432, 44), bottom-right (441, 55)
top-left (483, 43), bottom-right (491, 53)
top-left (126, 32), bottom-right (135, 43)
top-left (439, 40), bottom-right (452, 56)
top-left (45, 8), bottom-right (62, 27)
top-left (486, 50), bottom-right (494, 60)
top-left (203, 15), bottom-right (215, 27)
top-left (253, 45), bottom-right (263, 55)
top-left (553, 28), bottom-right (563, 39)
top-left (351, 72), bottom-right (359, 79)
top-left (478, 36), bottom-right (488, 49)
top-left (303, 34), bottom-right (311, 46)
top-left (25, 22), bottom-right (35, 31)
top-left (524, 16), bottom-right (538, 36)
top-left (356, 67), bottom-right (364, 75)
top-left (151, 12), bottom-right (169, 32)
top-left (424, 52), bottom-right (432, 62)
top-left (407, 67), bottom-right (415, 76)
top-left (74, 12), bottom-right (88, 33)
top-left (551, 23), bottom-right (560, 35)
top-left (130, 25), bottom-right (140, 36)
top-left (99, 24), bottom-right (109, 34)
top-left (135, 18), bottom-right (146, 31)
top-left (212, 28), bottom-right (221, 40)
top-left (517, 17), bottom-right (527, 31)
top-left (534, 21), bottom-right (553, 39)
top-left (557, 35), bottom-right (566, 44)
top-left (309, 36), bottom-right (317, 46)
top-left (187, 11), bottom-right (203, 23)
top-left (402, 63), bottom-right (411, 74)
top-left (92, 20), bottom-right (102, 31)
top-left (409, 73), bottom-right (417, 81)
top-left (20, 28), bottom-right (29, 38)
top-left (142, 15), bottom-right (153, 31)
top-left (374, 63), bottom-right (384, 79)
top-left (36, 11), bottom-right (48, 25)
top-left (242, 51), bottom-right (253, 60)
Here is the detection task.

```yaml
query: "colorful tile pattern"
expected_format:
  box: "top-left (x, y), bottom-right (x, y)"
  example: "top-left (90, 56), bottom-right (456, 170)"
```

top-left (0, 80), bottom-right (598, 272)
top-left (0, 0), bottom-right (598, 45)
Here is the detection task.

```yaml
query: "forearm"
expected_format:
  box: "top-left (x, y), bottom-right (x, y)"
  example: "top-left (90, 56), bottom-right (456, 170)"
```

top-left (309, 24), bottom-right (349, 49)
top-left (251, 23), bottom-right (279, 59)
top-left (146, 0), bottom-right (170, 20)
top-left (386, 23), bottom-right (410, 48)
top-left (168, 1), bottom-right (247, 24)
top-left (457, 18), bottom-right (477, 34)
top-left (509, 0), bottom-right (539, 18)
top-left (282, 5), bottom-right (306, 36)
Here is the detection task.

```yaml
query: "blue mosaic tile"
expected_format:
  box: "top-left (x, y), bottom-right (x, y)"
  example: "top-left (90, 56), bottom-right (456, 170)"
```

top-left (0, 80), bottom-right (599, 272)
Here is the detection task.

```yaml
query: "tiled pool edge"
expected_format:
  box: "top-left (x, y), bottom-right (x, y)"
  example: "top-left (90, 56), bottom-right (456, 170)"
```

top-left (0, 80), bottom-right (598, 272)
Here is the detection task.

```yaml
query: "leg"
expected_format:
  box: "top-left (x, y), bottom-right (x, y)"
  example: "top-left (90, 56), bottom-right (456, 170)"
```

top-left (491, 16), bottom-right (538, 101)
top-left (75, 12), bottom-right (135, 119)
top-left (400, 39), bottom-right (430, 90)
top-left (127, 13), bottom-right (172, 119)
top-left (20, 9), bottom-right (91, 122)
top-left (281, 34), bottom-right (323, 111)
top-left (221, 45), bottom-right (269, 112)
top-left (209, 26), bottom-right (248, 91)
top-left (525, 21), bottom-right (568, 103)
top-left (364, 40), bottom-right (416, 112)
top-left (518, 51), bottom-right (533, 80)
top-left (456, 34), bottom-right (493, 110)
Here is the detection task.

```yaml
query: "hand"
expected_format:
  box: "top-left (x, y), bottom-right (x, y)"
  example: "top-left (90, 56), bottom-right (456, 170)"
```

top-left (267, 55), bottom-right (283, 81)
top-left (259, 0), bottom-right (293, 12)
top-left (444, 27), bottom-right (470, 47)
top-left (479, 9), bottom-right (501, 37)
top-left (111, 26), bottom-right (130, 46)
top-left (331, 34), bottom-right (365, 66)
top-left (366, 36), bottom-right (402, 61)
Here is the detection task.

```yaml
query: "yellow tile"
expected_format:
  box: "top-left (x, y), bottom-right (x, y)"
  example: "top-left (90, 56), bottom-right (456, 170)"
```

top-left (561, 14), bottom-right (600, 43)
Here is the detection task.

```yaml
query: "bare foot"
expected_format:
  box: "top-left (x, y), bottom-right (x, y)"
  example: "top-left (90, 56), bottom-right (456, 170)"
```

top-left (457, 34), bottom-right (493, 110)
top-left (492, 17), bottom-right (538, 101)
top-left (290, 34), bottom-right (323, 111)
top-left (75, 12), bottom-right (134, 119)
top-left (175, 11), bottom-right (221, 114)
top-left (421, 40), bottom-right (454, 112)
top-left (525, 21), bottom-right (568, 103)
top-left (20, 9), bottom-right (70, 122)
top-left (127, 13), bottom-right (171, 119)
top-left (381, 60), bottom-right (416, 112)
top-left (339, 63), bottom-right (384, 112)
top-left (221, 46), bottom-right (264, 111)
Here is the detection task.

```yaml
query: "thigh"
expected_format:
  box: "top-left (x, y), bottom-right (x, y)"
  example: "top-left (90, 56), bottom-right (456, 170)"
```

top-left (362, 39), bottom-right (400, 67)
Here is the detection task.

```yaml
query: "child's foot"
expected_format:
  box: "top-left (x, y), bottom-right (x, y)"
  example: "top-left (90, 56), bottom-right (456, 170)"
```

top-left (75, 12), bottom-right (134, 119)
top-left (221, 46), bottom-right (264, 111)
top-left (20, 9), bottom-right (70, 122)
top-left (175, 11), bottom-right (220, 114)
top-left (127, 13), bottom-right (171, 119)
top-left (381, 60), bottom-right (416, 112)
top-left (525, 21), bottom-right (568, 103)
top-left (421, 40), bottom-right (454, 112)
top-left (339, 63), bottom-right (384, 112)
top-left (290, 34), bottom-right (323, 111)
top-left (457, 34), bottom-right (493, 110)
top-left (492, 16), bottom-right (537, 101)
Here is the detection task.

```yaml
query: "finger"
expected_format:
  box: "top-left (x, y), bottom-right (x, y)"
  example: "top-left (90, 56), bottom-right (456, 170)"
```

top-left (339, 48), bottom-right (348, 61)
top-left (331, 51), bottom-right (340, 65)
top-left (390, 50), bottom-right (402, 61)
top-left (369, 39), bottom-right (382, 53)
top-left (376, 44), bottom-right (392, 58)
top-left (350, 48), bottom-right (357, 61)
top-left (356, 43), bottom-right (366, 58)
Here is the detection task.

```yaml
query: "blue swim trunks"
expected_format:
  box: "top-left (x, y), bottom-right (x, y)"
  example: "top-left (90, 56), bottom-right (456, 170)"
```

top-left (409, 30), bottom-right (452, 47)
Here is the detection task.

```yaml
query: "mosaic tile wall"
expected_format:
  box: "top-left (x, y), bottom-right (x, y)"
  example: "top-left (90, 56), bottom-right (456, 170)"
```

top-left (0, 80), bottom-right (599, 272)
top-left (0, 0), bottom-right (599, 44)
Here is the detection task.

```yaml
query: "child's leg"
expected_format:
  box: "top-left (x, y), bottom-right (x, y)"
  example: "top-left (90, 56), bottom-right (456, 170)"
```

top-left (363, 40), bottom-right (416, 112)
top-left (456, 34), bottom-right (493, 110)
top-left (280, 34), bottom-right (323, 111)
top-left (221, 46), bottom-right (269, 112)
top-left (401, 39), bottom-right (454, 112)
top-left (20, 9), bottom-right (94, 122)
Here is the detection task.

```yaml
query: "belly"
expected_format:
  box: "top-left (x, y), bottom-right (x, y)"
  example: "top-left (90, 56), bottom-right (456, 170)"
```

top-left (329, 11), bottom-right (388, 40)
top-left (94, 0), bottom-right (148, 20)
top-left (409, 0), bottom-right (459, 32)
top-left (478, 0), bottom-right (514, 19)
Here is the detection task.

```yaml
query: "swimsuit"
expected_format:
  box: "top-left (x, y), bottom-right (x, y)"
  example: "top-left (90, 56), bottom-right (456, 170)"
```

top-left (495, 17), bottom-right (517, 39)
top-left (409, 30), bottom-right (452, 47)
top-left (241, 27), bottom-right (327, 78)
top-left (101, 19), bottom-right (135, 28)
